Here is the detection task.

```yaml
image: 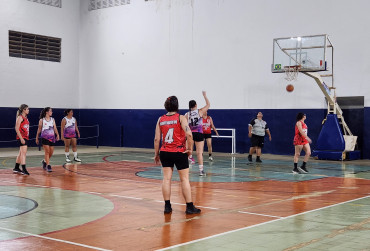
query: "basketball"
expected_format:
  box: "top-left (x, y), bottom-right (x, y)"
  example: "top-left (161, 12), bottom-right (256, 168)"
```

top-left (286, 84), bottom-right (294, 92)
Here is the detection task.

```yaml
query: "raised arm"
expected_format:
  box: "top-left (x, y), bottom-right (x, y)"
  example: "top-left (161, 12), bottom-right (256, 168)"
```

top-left (154, 117), bottom-right (161, 164)
top-left (199, 91), bottom-right (210, 116)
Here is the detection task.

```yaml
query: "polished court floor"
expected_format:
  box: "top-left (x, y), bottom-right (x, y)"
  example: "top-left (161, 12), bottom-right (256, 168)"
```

top-left (0, 146), bottom-right (369, 250)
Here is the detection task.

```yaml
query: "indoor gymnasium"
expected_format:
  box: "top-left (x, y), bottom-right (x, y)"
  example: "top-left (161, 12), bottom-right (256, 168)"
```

top-left (1, 0), bottom-right (370, 250)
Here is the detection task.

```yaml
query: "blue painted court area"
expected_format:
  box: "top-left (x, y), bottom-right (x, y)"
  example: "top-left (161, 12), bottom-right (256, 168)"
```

top-left (0, 195), bottom-right (37, 219)
top-left (136, 157), bottom-right (370, 182)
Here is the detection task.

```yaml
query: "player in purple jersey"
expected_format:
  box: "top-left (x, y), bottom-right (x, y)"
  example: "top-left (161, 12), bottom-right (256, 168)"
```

top-left (61, 109), bottom-right (81, 163)
top-left (184, 91), bottom-right (210, 176)
top-left (36, 107), bottom-right (60, 172)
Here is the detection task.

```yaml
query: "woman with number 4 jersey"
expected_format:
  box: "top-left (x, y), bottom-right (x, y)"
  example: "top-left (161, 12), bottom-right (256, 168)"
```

top-left (185, 91), bottom-right (210, 176)
top-left (61, 109), bottom-right (81, 163)
top-left (154, 96), bottom-right (201, 215)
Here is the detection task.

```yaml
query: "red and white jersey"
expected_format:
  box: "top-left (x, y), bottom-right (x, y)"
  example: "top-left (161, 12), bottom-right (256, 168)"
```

top-left (159, 113), bottom-right (186, 152)
top-left (16, 115), bottom-right (29, 140)
top-left (294, 120), bottom-right (308, 145)
top-left (202, 116), bottom-right (212, 134)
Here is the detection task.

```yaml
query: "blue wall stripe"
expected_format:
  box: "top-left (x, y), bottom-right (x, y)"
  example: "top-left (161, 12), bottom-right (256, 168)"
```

top-left (1, 107), bottom-right (368, 159)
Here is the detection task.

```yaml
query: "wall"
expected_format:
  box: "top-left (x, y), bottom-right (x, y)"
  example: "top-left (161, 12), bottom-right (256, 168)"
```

top-left (79, 0), bottom-right (370, 109)
top-left (78, 0), bottom-right (370, 157)
top-left (0, 0), bottom-right (80, 108)
top-left (1, 0), bottom-right (369, 158)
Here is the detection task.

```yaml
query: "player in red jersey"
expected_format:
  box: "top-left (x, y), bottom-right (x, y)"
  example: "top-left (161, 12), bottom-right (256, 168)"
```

top-left (154, 96), bottom-right (201, 215)
top-left (202, 111), bottom-right (219, 161)
top-left (14, 104), bottom-right (30, 175)
top-left (293, 113), bottom-right (312, 174)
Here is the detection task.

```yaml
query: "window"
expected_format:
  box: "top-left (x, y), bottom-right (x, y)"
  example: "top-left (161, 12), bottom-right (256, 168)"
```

top-left (88, 0), bottom-right (130, 11)
top-left (27, 0), bottom-right (62, 8)
top-left (9, 30), bottom-right (61, 63)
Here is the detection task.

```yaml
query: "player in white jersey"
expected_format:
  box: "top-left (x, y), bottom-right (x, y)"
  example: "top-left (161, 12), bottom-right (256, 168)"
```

top-left (184, 91), bottom-right (210, 176)
top-left (61, 109), bottom-right (81, 163)
top-left (36, 107), bottom-right (60, 172)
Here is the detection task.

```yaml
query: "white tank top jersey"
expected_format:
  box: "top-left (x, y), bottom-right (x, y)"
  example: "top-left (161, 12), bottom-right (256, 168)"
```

top-left (188, 109), bottom-right (203, 133)
top-left (42, 117), bottom-right (54, 132)
top-left (63, 116), bottom-right (77, 138)
top-left (41, 117), bottom-right (55, 142)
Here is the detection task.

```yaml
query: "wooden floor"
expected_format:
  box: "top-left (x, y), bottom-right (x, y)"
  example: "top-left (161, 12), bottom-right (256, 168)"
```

top-left (0, 147), bottom-right (370, 250)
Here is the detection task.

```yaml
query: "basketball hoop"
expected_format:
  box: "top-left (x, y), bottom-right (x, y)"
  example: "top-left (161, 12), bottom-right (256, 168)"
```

top-left (284, 65), bottom-right (301, 81)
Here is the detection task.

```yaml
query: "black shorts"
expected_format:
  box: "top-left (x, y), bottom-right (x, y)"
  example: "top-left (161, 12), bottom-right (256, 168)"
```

top-left (42, 138), bottom-right (55, 146)
top-left (64, 137), bottom-right (76, 140)
top-left (251, 134), bottom-right (265, 148)
top-left (192, 132), bottom-right (204, 142)
top-left (17, 139), bottom-right (28, 147)
top-left (203, 133), bottom-right (212, 139)
top-left (160, 151), bottom-right (189, 170)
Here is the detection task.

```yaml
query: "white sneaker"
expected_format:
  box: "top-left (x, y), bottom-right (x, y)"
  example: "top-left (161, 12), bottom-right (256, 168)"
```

top-left (199, 170), bottom-right (206, 176)
top-left (74, 157), bottom-right (82, 162)
top-left (209, 156), bottom-right (213, 161)
top-left (65, 156), bottom-right (71, 163)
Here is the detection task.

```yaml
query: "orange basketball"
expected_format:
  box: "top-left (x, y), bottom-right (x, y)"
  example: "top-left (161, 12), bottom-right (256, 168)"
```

top-left (286, 84), bottom-right (294, 92)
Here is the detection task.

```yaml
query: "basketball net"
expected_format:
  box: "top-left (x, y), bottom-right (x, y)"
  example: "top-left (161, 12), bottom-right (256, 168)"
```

top-left (284, 65), bottom-right (301, 82)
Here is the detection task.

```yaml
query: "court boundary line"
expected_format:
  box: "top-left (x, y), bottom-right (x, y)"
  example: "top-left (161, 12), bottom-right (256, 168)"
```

top-left (157, 194), bottom-right (370, 251)
top-left (237, 211), bottom-right (282, 219)
top-left (0, 226), bottom-right (112, 251)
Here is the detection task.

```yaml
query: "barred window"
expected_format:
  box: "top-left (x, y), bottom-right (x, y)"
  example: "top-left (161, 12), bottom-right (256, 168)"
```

top-left (89, 0), bottom-right (130, 11)
top-left (9, 31), bottom-right (61, 63)
top-left (27, 0), bottom-right (62, 8)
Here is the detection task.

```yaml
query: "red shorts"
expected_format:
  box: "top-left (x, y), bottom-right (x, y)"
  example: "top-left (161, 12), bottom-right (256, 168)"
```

top-left (293, 135), bottom-right (308, 146)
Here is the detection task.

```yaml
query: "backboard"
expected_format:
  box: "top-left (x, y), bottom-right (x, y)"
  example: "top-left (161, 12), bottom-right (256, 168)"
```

top-left (272, 34), bottom-right (330, 73)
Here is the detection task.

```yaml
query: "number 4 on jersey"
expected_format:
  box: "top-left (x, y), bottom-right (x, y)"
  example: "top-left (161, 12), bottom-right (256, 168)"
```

top-left (164, 128), bottom-right (174, 143)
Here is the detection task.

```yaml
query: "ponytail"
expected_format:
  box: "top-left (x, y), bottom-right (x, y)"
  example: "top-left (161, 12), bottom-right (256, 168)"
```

top-left (17, 104), bottom-right (28, 118)
top-left (64, 109), bottom-right (72, 116)
top-left (40, 107), bottom-right (51, 119)
top-left (189, 100), bottom-right (196, 111)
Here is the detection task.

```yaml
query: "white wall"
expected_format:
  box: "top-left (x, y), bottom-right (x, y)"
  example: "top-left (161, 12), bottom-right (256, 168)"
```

top-left (79, 0), bottom-right (370, 109)
top-left (2, 0), bottom-right (368, 110)
top-left (0, 0), bottom-right (80, 108)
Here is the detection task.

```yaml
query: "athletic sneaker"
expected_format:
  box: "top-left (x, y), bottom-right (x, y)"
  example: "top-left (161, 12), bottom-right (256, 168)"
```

top-left (209, 156), bottom-right (213, 161)
top-left (164, 205), bottom-right (172, 214)
top-left (41, 160), bottom-right (47, 170)
top-left (65, 156), bottom-right (71, 163)
top-left (199, 170), bottom-right (206, 176)
top-left (188, 157), bottom-right (195, 164)
top-left (47, 165), bottom-right (52, 172)
top-left (248, 155), bottom-right (252, 162)
top-left (74, 157), bottom-right (82, 162)
top-left (185, 205), bottom-right (201, 214)
top-left (256, 158), bottom-right (262, 163)
top-left (21, 167), bottom-right (30, 175)
top-left (292, 167), bottom-right (300, 174)
top-left (13, 167), bottom-right (22, 174)
top-left (298, 166), bottom-right (308, 174)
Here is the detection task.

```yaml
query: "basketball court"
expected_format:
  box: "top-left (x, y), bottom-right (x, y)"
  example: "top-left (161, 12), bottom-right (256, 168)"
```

top-left (1, 146), bottom-right (369, 250)
top-left (1, 0), bottom-right (370, 250)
